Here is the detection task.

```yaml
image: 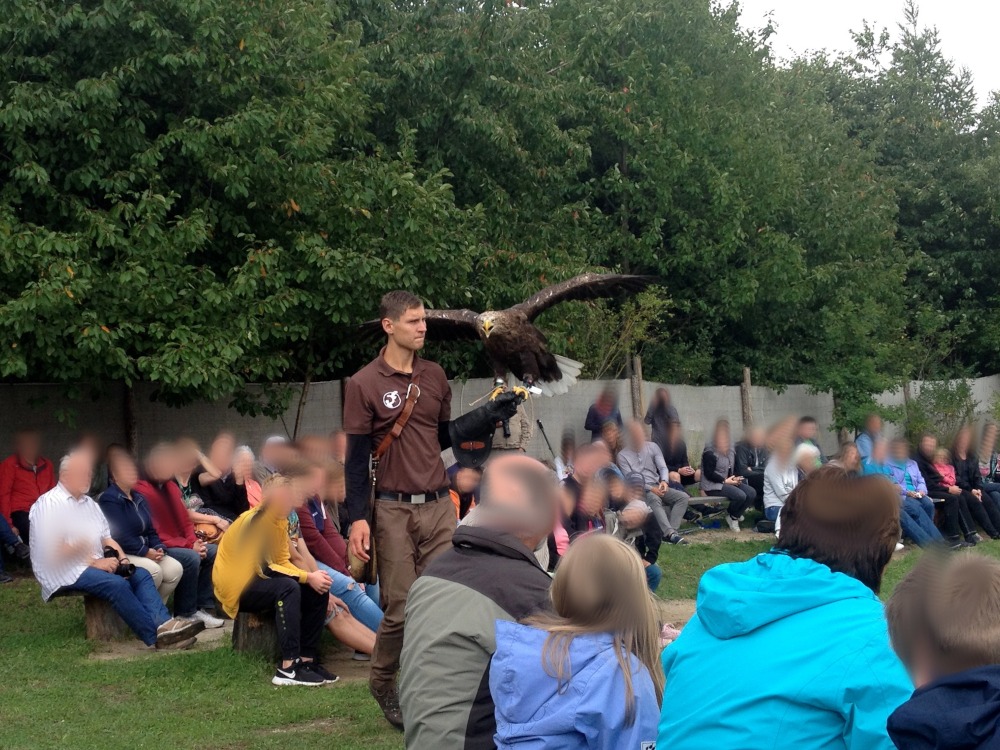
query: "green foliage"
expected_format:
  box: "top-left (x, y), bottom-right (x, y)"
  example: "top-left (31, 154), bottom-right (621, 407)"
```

top-left (903, 379), bottom-right (979, 445)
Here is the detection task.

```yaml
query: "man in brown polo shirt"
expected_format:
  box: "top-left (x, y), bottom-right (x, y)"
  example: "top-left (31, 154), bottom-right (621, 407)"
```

top-left (344, 290), bottom-right (519, 730)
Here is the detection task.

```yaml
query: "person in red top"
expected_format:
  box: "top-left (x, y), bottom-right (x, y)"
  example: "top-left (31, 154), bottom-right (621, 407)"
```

top-left (136, 444), bottom-right (223, 627)
top-left (0, 430), bottom-right (56, 542)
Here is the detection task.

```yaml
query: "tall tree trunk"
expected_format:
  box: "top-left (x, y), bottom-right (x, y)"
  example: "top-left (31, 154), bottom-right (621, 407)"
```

top-left (630, 354), bottom-right (644, 419)
top-left (123, 383), bottom-right (138, 454)
top-left (292, 367), bottom-right (313, 441)
top-left (740, 367), bottom-right (753, 429)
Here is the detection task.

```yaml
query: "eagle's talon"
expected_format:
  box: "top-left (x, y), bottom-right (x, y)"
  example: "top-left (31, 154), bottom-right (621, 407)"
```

top-left (487, 385), bottom-right (507, 401)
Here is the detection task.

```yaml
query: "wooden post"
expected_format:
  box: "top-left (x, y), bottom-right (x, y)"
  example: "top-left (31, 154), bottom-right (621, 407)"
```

top-left (630, 355), bottom-right (644, 419)
top-left (84, 596), bottom-right (132, 641)
top-left (740, 367), bottom-right (753, 429)
top-left (233, 611), bottom-right (280, 660)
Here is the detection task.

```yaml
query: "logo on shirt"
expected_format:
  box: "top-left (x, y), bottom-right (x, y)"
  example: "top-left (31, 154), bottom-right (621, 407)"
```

top-left (382, 390), bottom-right (402, 409)
top-left (641, 743), bottom-right (656, 750)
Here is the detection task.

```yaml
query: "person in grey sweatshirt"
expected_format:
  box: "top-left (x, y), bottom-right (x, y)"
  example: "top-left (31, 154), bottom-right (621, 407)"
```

top-left (700, 419), bottom-right (756, 532)
top-left (617, 421), bottom-right (689, 545)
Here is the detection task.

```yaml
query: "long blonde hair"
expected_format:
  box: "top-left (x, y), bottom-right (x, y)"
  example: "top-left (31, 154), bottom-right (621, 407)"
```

top-left (525, 534), bottom-right (665, 723)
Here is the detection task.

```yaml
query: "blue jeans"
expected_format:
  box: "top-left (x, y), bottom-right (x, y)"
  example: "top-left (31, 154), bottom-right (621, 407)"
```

top-left (166, 545), bottom-right (217, 617)
top-left (59, 566), bottom-right (169, 645)
top-left (901, 498), bottom-right (943, 546)
top-left (912, 494), bottom-right (935, 521)
top-left (644, 562), bottom-right (662, 593)
top-left (0, 515), bottom-right (19, 572)
top-left (316, 562), bottom-right (383, 633)
top-left (764, 506), bottom-right (781, 522)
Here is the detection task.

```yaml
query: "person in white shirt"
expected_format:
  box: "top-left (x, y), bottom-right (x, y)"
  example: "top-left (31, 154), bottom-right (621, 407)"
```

top-left (29, 451), bottom-right (202, 650)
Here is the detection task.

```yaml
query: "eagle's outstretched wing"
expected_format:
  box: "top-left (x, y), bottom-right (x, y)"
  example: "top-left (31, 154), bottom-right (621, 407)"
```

top-left (512, 273), bottom-right (657, 321)
top-left (424, 308), bottom-right (481, 341)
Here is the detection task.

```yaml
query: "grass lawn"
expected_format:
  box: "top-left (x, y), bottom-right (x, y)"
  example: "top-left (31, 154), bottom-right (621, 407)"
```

top-left (5, 537), bottom-right (1000, 749)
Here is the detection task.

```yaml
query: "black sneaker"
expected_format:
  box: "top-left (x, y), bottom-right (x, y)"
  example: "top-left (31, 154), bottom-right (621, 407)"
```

top-left (304, 661), bottom-right (339, 684)
top-left (272, 659), bottom-right (326, 687)
top-left (667, 532), bottom-right (689, 546)
top-left (967, 533), bottom-right (983, 545)
top-left (0, 571), bottom-right (13, 584)
top-left (12, 541), bottom-right (29, 561)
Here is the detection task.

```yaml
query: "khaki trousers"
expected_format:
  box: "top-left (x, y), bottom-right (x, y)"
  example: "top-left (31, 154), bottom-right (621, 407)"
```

top-left (369, 497), bottom-right (455, 690)
top-left (129, 553), bottom-right (183, 604)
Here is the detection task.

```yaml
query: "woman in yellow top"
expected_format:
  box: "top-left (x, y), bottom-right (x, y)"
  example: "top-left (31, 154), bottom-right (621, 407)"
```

top-left (213, 475), bottom-right (334, 687)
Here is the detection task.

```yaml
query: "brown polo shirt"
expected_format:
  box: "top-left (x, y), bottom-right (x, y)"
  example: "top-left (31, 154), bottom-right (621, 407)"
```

top-left (343, 348), bottom-right (451, 495)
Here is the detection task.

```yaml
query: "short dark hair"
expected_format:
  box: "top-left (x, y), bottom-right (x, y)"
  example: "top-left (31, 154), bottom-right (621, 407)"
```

top-left (799, 416), bottom-right (818, 426)
top-left (774, 466), bottom-right (899, 593)
top-left (379, 291), bottom-right (423, 322)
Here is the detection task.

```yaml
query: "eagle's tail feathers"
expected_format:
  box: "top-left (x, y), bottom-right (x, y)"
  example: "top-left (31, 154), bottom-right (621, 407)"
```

top-left (532, 354), bottom-right (581, 398)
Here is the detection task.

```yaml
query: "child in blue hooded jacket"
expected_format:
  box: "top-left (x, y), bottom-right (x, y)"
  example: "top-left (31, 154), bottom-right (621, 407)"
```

top-left (659, 466), bottom-right (913, 749)
top-left (490, 534), bottom-right (661, 750)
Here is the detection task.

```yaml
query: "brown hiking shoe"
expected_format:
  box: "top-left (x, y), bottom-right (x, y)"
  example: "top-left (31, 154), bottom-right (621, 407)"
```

top-left (370, 683), bottom-right (404, 730)
top-left (155, 635), bottom-right (198, 651)
top-left (156, 617), bottom-right (203, 646)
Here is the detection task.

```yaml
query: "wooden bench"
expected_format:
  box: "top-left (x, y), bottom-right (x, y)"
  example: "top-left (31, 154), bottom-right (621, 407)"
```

top-left (83, 595), bottom-right (132, 641)
top-left (233, 611), bottom-right (280, 660)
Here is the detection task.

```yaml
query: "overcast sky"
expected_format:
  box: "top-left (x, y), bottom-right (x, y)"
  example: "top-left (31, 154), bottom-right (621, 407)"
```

top-left (735, 0), bottom-right (1000, 105)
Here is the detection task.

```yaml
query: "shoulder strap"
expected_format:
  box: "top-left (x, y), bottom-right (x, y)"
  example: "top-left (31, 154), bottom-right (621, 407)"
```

top-left (374, 375), bottom-right (421, 461)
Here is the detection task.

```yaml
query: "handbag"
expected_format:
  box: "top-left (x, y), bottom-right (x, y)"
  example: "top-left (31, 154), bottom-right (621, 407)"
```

top-left (349, 376), bottom-right (421, 584)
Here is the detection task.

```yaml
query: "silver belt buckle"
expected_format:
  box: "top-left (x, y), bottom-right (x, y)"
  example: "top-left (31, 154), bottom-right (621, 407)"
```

top-left (411, 493), bottom-right (427, 505)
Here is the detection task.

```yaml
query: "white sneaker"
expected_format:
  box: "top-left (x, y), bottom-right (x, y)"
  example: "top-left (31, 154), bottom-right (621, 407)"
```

top-left (725, 515), bottom-right (741, 533)
top-left (191, 610), bottom-right (225, 629)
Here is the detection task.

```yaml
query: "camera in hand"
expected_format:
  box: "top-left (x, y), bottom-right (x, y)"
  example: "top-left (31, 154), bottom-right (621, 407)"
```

top-left (103, 546), bottom-right (135, 578)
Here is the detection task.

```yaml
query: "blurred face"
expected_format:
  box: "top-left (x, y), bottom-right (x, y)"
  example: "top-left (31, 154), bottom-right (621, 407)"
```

top-left (627, 422), bottom-right (646, 449)
top-left (176, 440), bottom-right (200, 473)
top-left (920, 435), bottom-right (937, 457)
top-left (298, 436), bottom-right (329, 464)
top-left (15, 432), bottom-right (40, 463)
top-left (60, 455), bottom-right (92, 497)
top-left (714, 424), bottom-right (730, 452)
top-left (330, 432), bottom-right (347, 461)
top-left (592, 442), bottom-right (612, 467)
top-left (747, 427), bottom-right (765, 448)
top-left (309, 466), bottom-right (327, 498)
top-left (327, 473), bottom-right (346, 503)
top-left (580, 484), bottom-right (606, 516)
top-left (872, 440), bottom-right (888, 464)
top-left (291, 475), bottom-right (312, 508)
top-left (233, 450), bottom-right (253, 479)
top-left (208, 433), bottom-right (235, 473)
top-left (984, 426), bottom-right (998, 453)
top-left (867, 415), bottom-right (883, 435)
top-left (955, 429), bottom-right (970, 455)
top-left (453, 467), bottom-right (481, 495)
top-left (601, 422), bottom-right (620, 446)
top-left (934, 449), bottom-right (949, 465)
top-left (383, 304), bottom-right (427, 352)
top-left (147, 448), bottom-right (177, 482)
top-left (797, 453), bottom-right (817, 475)
top-left (842, 445), bottom-right (860, 468)
top-left (890, 442), bottom-right (909, 462)
top-left (110, 452), bottom-right (138, 490)
top-left (607, 477), bottom-right (625, 500)
top-left (267, 485), bottom-right (298, 517)
top-left (799, 421), bottom-right (818, 440)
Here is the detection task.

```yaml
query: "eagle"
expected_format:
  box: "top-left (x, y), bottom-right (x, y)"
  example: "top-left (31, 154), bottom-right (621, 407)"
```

top-left (422, 273), bottom-right (655, 397)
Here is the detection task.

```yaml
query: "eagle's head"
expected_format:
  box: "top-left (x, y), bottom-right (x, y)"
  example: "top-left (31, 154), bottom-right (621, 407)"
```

top-left (478, 313), bottom-right (497, 339)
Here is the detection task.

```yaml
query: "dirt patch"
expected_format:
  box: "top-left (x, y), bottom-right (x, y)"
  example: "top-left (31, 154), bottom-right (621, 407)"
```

top-left (88, 618), bottom-right (235, 660)
top-left (659, 599), bottom-right (696, 628)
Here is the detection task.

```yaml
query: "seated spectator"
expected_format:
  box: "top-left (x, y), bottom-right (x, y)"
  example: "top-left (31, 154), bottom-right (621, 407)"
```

top-left (554, 431), bottom-right (575, 480)
top-left (282, 466), bottom-right (376, 660)
top-left (142, 443), bottom-right (231, 537)
top-left (198, 432), bottom-right (251, 520)
top-left (701, 419), bottom-right (756, 532)
top-left (448, 463), bottom-right (481, 521)
top-left (613, 474), bottom-right (664, 591)
top-left (856, 413), bottom-right (883, 462)
top-left (601, 420), bottom-right (624, 461)
top-left (734, 425), bottom-right (769, 502)
top-left (887, 438), bottom-right (944, 548)
top-left (645, 387), bottom-right (679, 455)
top-left (135, 446), bottom-right (224, 628)
top-left (297, 434), bottom-right (332, 465)
top-left (916, 434), bottom-right (974, 546)
top-left (400, 454), bottom-right (555, 750)
top-left (297, 461), bottom-right (383, 645)
top-left (0, 429), bottom-right (56, 543)
top-left (977, 422), bottom-right (1000, 502)
top-left (0, 513), bottom-right (30, 584)
top-left (794, 442), bottom-right (821, 479)
top-left (566, 479), bottom-right (608, 539)
top-left (796, 416), bottom-right (826, 464)
top-left (173, 437), bottom-right (222, 510)
top-left (253, 435), bottom-right (292, 484)
top-left (97, 447), bottom-right (182, 604)
top-left (213, 475), bottom-right (333, 686)
top-left (953, 425), bottom-right (1000, 541)
top-left (885, 554), bottom-right (1000, 749)
top-left (617, 420), bottom-right (689, 545)
top-left (762, 440), bottom-right (798, 525)
top-left (662, 421), bottom-right (699, 487)
top-left (829, 442), bottom-right (862, 477)
top-left (584, 387), bottom-right (623, 442)
top-left (491, 534), bottom-right (662, 749)
top-left (658, 467), bottom-right (913, 749)
top-left (29, 452), bottom-right (201, 650)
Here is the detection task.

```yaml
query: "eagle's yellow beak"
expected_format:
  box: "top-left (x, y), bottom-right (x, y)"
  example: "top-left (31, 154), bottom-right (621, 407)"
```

top-left (482, 319), bottom-right (493, 338)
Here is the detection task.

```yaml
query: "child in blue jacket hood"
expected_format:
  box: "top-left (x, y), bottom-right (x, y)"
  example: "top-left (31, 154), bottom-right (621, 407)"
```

top-left (658, 467), bottom-right (913, 750)
top-left (490, 534), bottom-right (661, 750)
top-left (886, 553), bottom-right (1000, 749)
